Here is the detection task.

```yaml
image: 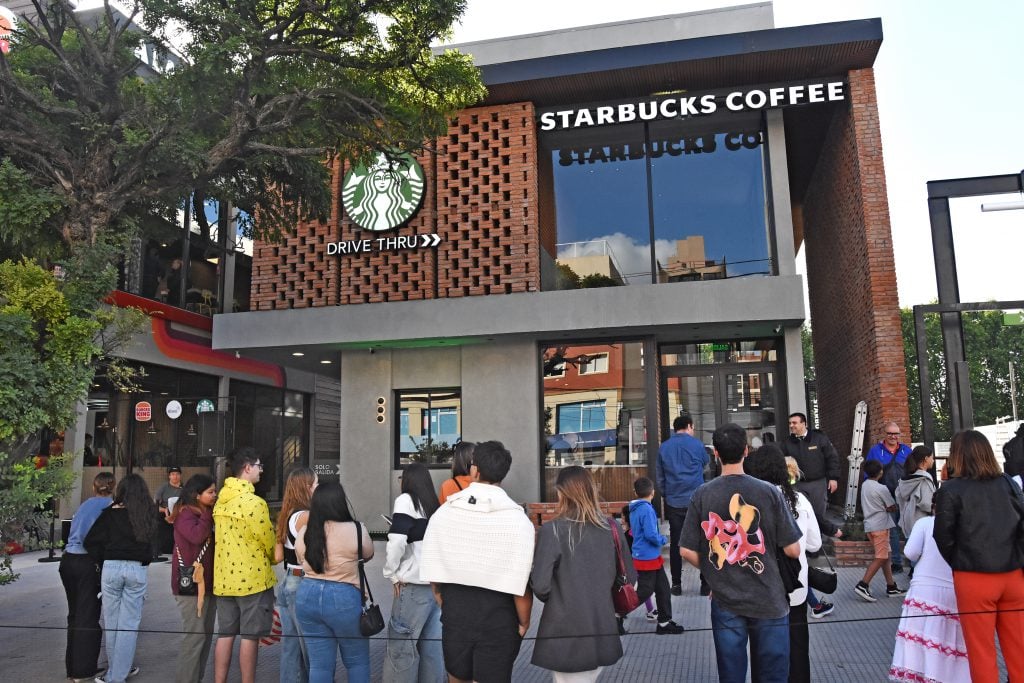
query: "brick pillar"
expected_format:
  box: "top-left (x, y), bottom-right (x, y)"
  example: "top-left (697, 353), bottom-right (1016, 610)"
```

top-left (802, 68), bottom-right (910, 489)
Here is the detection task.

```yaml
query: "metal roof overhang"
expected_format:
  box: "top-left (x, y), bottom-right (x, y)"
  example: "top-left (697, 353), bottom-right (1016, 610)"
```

top-left (472, 19), bottom-right (883, 108)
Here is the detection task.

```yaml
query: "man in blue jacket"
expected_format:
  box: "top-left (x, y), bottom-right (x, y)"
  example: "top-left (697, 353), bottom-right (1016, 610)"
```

top-left (865, 421), bottom-right (912, 573)
top-left (657, 414), bottom-right (709, 594)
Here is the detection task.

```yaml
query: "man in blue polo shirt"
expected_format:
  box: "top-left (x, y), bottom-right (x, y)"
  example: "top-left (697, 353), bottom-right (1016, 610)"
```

top-left (657, 413), bottom-right (709, 595)
top-left (865, 421), bottom-right (912, 573)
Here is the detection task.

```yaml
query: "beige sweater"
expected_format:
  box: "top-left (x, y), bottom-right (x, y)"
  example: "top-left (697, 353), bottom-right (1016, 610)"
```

top-left (295, 520), bottom-right (373, 586)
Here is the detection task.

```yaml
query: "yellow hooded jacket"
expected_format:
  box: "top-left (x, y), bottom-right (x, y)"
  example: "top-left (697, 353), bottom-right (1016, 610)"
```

top-left (212, 477), bottom-right (276, 596)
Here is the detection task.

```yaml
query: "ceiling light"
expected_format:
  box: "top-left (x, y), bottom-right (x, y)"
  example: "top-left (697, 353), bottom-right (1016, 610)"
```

top-left (320, 360), bottom-right (332, 364)
top-left (292, 352), bottom-right (305, 357)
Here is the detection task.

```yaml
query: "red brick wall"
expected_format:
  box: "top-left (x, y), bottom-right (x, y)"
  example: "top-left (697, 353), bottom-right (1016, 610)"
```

top-left (250, 102), bottom-right (542, 306)
top-left (802, 68), bottom-right (910, 491)
top-left (436, 103), bottom-right (541, 297)
top-left (250, 158), bottom-right (340, 310)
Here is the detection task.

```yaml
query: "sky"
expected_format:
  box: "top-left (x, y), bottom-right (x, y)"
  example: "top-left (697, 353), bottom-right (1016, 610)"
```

top-left (448, 0), bottom-right (1024, 309)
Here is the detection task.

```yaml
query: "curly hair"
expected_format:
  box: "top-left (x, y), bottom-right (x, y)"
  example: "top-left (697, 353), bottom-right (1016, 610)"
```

top-left (746, 444), bottom-right (799, 518)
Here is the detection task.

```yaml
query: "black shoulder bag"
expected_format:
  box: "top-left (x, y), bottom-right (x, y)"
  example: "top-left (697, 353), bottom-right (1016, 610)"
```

top-left (354, 521), bottom-right (385, 636)
top-left (176, 538), bottom-right (210, 596)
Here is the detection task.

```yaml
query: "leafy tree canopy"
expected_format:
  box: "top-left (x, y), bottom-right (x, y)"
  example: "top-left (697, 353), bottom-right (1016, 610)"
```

top-left (0, 0), bottom-right (485, 248)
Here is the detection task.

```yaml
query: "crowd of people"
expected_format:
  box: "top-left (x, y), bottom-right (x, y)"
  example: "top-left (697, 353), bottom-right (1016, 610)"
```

top-left (56, 418), bottom-right (1024, 683)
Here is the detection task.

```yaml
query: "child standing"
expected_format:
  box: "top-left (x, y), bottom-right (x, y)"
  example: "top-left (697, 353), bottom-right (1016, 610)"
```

top-left (628, 477), bottom-right (684, 634)
top-left (856, 460), bottom-right (906, 601)
top-left (620, 504), bottom-right (658, 622)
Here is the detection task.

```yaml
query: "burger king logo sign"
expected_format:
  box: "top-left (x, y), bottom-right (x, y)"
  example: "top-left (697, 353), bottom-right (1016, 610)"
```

top-left (0, 6), bottom-right (16, 55)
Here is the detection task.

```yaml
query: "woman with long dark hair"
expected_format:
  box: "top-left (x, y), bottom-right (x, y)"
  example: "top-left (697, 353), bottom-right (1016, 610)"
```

top-left (383, 463), bottom-right (442, 683)
top-left (438, 441), bottom-right (475, 504)
top-left (294, 482), bottom-right (373, 683)
top-left (60, 471), bottom-right (115, 682)
top-left (275, 467), bottom-right (318, 683)
top-left (530, 466), bottom-right (635, 682)
top-left (745, 444), bottom-right (822, 683)
top-left (934, 430), bottom-right (1024, 681)
top-left (85, 473), bottom-right (158, 683)
top-left (170, 473), bottom-right (217, 683)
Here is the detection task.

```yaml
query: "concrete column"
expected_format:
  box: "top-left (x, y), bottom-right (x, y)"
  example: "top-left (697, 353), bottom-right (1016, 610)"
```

top-left (784, 325), bottom-right (807, 418)
top-left (767, 109), bottom-right (797, 276)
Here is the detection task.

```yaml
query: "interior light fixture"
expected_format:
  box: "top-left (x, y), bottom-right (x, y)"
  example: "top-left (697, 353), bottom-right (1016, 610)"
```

top-left (292, 352), bottom-right (305, 357)
top-left (146, 421), bottom-right (159, 435)
top-left (97, 417), bottom-right (111, 430)
top-left (320, 359), bottom-right (332, 364)
top-left (981, 200), bottom-right (1024, 212)
top-left (186, 423), bottom-right (197, 436)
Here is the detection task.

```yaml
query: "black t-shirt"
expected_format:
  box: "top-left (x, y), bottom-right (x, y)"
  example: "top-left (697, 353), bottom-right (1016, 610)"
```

top-left (439, 583), bottom-right (517, 633)
top-left (680, 474), bottom-right (802, 619)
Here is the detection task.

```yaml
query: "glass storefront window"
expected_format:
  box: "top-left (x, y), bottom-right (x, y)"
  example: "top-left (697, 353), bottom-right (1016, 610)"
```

top-left (541, 342), bottom-right (647, 502)
top-left (540, 108), bottom-right (771, 288)
top-left (660, 339), bottom-right (778, 366)
top-left (649, 115), bottom-right (770, 281)
top-left (396, 389), bottom-right (462, 467)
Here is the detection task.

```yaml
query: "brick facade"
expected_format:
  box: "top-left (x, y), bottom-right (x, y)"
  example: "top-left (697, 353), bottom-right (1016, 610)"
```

top-left (250, 102), bottom-right (541, 307)
top-left (802, 68), bottom-right (910, 490)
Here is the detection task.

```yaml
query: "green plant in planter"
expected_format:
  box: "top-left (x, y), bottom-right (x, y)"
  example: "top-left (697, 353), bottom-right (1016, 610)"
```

top-left (839, 517), bottom-right (867, 541)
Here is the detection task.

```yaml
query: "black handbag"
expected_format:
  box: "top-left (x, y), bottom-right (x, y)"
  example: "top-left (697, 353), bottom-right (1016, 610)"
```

top-left (807, 551), bottom-right (838, 594)
top-left (176, 538), bottom-right (210, 596)
top-left (354, 521), bottom-right (385, 636)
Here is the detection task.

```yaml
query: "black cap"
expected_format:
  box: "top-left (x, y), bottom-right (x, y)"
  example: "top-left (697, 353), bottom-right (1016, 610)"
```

top-left (167, 466), bottom-right (182, 474)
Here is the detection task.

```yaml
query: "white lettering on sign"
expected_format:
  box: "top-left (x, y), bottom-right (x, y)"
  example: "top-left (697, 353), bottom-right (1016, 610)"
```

top-left (325, 234), bottom-right (442, 257)
top-left (538, 80), bottom-right (846, 131)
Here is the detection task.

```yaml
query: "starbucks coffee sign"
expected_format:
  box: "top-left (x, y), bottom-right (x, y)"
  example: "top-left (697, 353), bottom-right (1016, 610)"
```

top-left (342, 152), bottom-right (425, 232)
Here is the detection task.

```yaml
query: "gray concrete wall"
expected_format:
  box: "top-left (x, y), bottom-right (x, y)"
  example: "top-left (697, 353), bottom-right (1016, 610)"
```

top-left (439, 3), bottom-right (774, 65)
top-left (336, 341), bottom-right (541, 529)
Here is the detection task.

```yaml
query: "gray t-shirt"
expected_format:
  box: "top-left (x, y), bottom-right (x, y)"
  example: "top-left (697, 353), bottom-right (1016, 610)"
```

top-left (861, 479), bottom-right (895, 532)
top-left (680, 474), bottom-right (802, 619)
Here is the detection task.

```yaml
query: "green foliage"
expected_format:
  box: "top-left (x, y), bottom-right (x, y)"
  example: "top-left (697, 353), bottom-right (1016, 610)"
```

top-left (801, 323), bottom-right (816, 383)
top-left (1, 0), bottom-right (485, 247)
top-left (579, 273), bottom-right (621, 288)
top-left (0, 454), bottom-right (75, 585)
top-left (901, 307), bottom-right (1024, 442)
top-left (0, 159), bottom-right (64, 261)
top-left (554, 263), bottom-right (581, 290)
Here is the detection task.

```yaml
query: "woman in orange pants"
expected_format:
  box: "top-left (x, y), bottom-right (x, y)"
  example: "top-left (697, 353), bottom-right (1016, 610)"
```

top-left (933, 430), bottom-right (1024, 682)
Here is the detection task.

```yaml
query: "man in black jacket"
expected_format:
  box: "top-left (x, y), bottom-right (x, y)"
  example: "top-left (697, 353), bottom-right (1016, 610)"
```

top-left (782, 412), bottom-right (841, 536)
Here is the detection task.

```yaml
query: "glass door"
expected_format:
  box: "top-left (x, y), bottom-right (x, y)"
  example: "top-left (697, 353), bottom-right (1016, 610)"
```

top-left (663, 373), bottom-right (717, 448)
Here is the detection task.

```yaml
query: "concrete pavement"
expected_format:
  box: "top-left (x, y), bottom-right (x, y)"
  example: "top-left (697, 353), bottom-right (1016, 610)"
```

top-left (0, 544), bottom-right (916, 682)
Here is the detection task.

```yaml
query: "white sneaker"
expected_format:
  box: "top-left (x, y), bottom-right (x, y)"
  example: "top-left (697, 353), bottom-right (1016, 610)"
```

top-left (95, 666), bottom-right (139, 683)
top-left (645, 608), bottom-right (659, 622)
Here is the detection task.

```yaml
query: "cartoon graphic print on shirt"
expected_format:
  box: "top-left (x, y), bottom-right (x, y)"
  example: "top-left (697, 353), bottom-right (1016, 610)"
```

top-left (702, 493), bottom-right (766, 574)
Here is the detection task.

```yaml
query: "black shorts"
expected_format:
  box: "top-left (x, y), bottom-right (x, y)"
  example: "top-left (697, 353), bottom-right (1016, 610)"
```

top-left (442, 625), bottom-right (522, 683)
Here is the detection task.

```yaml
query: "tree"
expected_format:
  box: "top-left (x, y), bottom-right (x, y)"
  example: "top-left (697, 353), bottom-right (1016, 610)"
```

top-left (0, 0), bottom-right (485, 247)
top-left (901, 307), bottom-right (1024, 442)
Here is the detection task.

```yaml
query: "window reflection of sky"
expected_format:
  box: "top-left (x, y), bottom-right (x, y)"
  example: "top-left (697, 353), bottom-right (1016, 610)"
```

top-left (547, 118), bottom-right (769, 284)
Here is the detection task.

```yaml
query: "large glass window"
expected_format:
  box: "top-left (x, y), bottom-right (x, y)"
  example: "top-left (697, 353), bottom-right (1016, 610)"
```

top-left (542, 110), bottom-right (770, 287)
top-left (541, 342), bottom-right (647, 502)
top-left (396, 389), bottom-right (462, 467)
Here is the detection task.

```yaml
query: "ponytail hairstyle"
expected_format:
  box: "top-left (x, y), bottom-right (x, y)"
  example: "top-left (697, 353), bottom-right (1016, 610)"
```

top-left (92, 472), bottom-right (115, 497)
top-left (303, 482), bottom-right (354, 575)
top-left (113, 473), bottom-right (157, 543)
top-left (277, 467), bottom-right (316, 544)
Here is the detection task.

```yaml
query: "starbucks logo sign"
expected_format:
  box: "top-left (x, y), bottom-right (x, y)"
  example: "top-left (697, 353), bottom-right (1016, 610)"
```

top-left (342, 152), bottom-right (425, 232)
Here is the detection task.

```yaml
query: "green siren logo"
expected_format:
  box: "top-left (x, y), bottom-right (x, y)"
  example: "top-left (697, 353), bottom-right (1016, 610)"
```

top-left (342, 152), bottom-right (425, 232)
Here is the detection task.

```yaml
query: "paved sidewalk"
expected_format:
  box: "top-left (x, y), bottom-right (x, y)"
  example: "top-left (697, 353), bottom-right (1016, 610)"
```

top-left (0, 545), bottom-right (914, 682)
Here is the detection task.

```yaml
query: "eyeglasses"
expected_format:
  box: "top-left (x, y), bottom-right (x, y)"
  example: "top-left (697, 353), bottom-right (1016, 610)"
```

top-left (886, 432), bottom-right (900, 437)
top-left (251, 462), bottom-right (264, 471)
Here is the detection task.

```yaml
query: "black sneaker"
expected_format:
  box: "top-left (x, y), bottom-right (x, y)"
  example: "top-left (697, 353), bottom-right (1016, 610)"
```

top-left (891, 564), bottom-right (904, 574)
top-left (809, 601), bottom-right (834, 618)
top-left (670, 583), bottom-right (682, 596)
top-left (886, 584), bottom-right (906, 596)
top-left (854, 582), bottom-right (876, 602)
top-left (656, 620), bottom-right (684, 634)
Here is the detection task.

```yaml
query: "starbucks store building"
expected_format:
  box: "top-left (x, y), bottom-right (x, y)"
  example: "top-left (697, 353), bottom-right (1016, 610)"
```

top-left (213, 5), bottom-right (909, 524)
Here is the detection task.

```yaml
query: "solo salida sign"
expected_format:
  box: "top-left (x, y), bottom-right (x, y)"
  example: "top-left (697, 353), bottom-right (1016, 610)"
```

top-left (327, 152), bottom-right (441, 255)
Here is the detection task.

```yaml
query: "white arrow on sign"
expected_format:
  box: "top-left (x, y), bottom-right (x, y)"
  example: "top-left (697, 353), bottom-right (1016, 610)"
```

top-left (421, 234), bottom-right (441, 247)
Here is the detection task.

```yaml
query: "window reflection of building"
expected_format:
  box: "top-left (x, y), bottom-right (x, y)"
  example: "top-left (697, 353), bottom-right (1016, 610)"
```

top-left (396, 389), bottom-right (462, 467)
top-left (556, 240), bottom-right (627, 284)
top-left (658, 236), bottom-right (727, 282)
top-left (541, 342), bottom-right (647, 502)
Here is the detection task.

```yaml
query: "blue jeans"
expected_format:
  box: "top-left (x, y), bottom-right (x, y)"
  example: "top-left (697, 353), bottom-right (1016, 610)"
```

top-left (383, 583), bottom-right (444, 683)
top-left (295, 579), bottom-right (369, 683)
top-left (710, 599), bottom-right (790, 683)
top-left (277, 573), bottom-right (309, 683)
top-left (101, 560), bottom-right (147, 683)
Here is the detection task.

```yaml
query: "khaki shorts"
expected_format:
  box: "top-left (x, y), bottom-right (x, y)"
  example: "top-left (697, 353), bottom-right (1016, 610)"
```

top-left (216, 588), bottom-right (274, 641)
top-left (867, 530), bottom-right (890, 560)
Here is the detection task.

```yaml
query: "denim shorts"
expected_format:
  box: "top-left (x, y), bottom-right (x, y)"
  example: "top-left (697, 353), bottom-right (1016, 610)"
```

top-left (217, 588), bottom-right (274, 640)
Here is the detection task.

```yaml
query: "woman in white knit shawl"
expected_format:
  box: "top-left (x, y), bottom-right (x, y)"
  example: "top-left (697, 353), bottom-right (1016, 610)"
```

top-left (420, 441), bottom-right (535, 683)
